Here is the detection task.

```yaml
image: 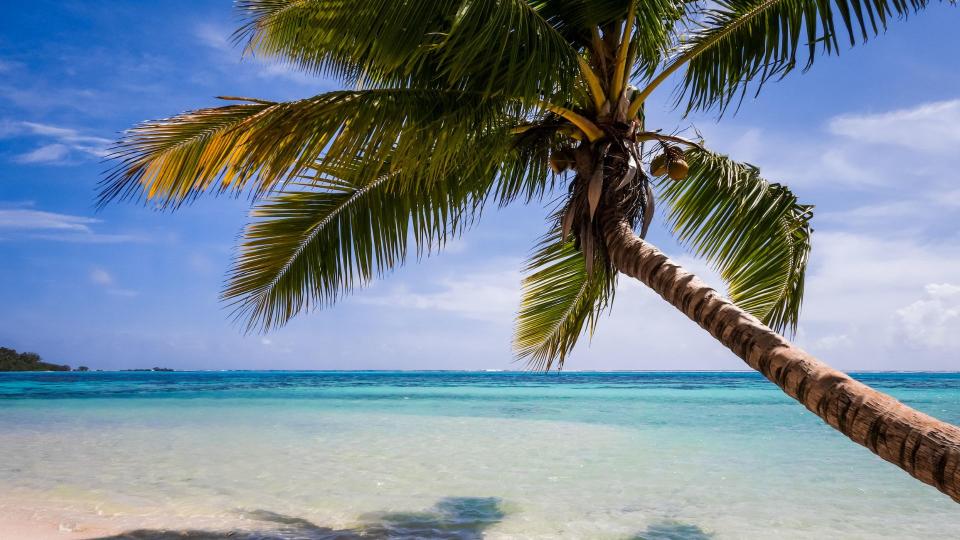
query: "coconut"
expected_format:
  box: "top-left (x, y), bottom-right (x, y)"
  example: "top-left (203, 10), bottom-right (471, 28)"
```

top-left (650, 154), bottom-right (668, 176)
top-left (549, 150), bottom-right (570, 173)
top-left (668, 159), bottom-right (689, 181)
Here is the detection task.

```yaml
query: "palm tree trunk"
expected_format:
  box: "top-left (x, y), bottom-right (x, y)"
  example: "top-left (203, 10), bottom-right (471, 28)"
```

top-left (600, 211), bottom-right (960, 502)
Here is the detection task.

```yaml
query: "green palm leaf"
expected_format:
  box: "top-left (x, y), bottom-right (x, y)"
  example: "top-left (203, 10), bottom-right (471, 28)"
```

top-left (657, 149), bottom-right (813, 333)
top-left (234, 0), bottom-right (457, 85)
top-left (101, 89), bottom-right (522, 209)
top-left (654, 0), bottom-right (940, 113)
top-left (513, 225), bottom-right (616, 370)
top-left (529, 0), bottom-right (684, 70)
top-left (225, 118), bottom-right (564, 331)
top-left (100, 101), bottom-right (275, 207)
top-left (235, 0), bottom-right (582, 100)
top-left (227, 156), bottom-right (496, 331)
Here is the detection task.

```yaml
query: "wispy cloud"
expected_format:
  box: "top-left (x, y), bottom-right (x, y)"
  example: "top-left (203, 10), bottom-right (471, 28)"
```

top-left (16, 143), bottom-right (71, 164)
top-left (194, 23), bottom-right (318, 86)
top-left (0, 208), bottom-right (142, 243)
top-left (829, 99), bottom-right (960, 154)
top-left (359, 265), bottom-right (522, 323)
top-left (90, 267), bottom-right (139, 297)
top-left (3, 121), bottom-right (112, 164)
top-left (698, 98), bottom-right (960, 191)
top-left (816, 189), bottom-right (960, 231)
top-left (0, 208), bottom-right (98, 231)
top-left (14, 121), bottom-right (112, 164)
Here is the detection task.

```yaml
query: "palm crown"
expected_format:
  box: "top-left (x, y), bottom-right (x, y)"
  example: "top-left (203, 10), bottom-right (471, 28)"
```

top-left (102, 0), bottom-right (937, 369)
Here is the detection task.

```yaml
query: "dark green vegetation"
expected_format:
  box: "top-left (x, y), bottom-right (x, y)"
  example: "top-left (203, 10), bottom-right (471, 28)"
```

top-left (0, 347), bottom-right (70, 372)
top-left (0, 348), bottom-right (173, 372)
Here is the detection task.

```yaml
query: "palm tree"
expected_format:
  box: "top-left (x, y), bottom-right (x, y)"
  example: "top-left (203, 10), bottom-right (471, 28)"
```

top-left (101, 0), bottom-right (960, 501)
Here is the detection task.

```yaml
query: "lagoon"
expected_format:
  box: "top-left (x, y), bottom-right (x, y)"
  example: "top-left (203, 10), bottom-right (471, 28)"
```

top-left (1, 371), bottom-right (958, 538)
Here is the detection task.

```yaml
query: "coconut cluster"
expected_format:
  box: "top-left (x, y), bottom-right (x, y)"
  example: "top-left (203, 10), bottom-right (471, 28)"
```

top-left (649, 146), bottom-right (689, 181)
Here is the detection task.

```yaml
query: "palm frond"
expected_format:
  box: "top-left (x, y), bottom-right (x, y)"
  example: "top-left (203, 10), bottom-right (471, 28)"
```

top-left (528, 0), bottom-right (629, 46)
top-left (654, 0), bottom-right (940, 113)
top-left (235, 0), bottom-right (582, 100)
top-left (496, 121), bottom-right (564, 205)
top-left (101, 89), bottom-right (522, 209)
top-left (630, 0), bottom-right (690, 78)
top-left (438, 0), bottom-right (582, 98)
top-left (234, 0), bottom-right (454, 85)
top-left (100, 102), bottom-right (274, 207)
top-left (657, 149), bottom-right (813, 333)
top-left (226, 153), bottom-right (498, 331)
top-left (531, 0), bottom-right (684, 58)
top-left (513, 224), bottom-right (616, 370)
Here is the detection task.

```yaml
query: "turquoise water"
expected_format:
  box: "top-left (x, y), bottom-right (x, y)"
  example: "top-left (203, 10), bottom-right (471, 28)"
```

top-left (1, 371), bottom-right (958, 539)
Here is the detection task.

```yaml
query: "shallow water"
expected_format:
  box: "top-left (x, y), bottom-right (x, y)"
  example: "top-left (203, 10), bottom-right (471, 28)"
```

top-left (1, 371), bottom-right (958, 539)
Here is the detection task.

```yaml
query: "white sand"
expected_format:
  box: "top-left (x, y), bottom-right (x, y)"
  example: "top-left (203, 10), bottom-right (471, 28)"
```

top-left (0, 511), bottom-right (114, 540)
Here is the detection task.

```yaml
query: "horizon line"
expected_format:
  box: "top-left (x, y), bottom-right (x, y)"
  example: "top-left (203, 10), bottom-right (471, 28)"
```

top-left (6, 369), bottom-right (960, 374)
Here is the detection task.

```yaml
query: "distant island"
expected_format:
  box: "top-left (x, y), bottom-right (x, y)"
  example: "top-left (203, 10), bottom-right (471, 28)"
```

top-left (0, 348), bottom-right (179, 372)
top-left (0, 347), bottom-right (80, 372)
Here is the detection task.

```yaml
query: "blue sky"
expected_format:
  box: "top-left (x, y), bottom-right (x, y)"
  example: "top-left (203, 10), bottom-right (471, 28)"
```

top-left (1, 1), bottom-right (959, 371)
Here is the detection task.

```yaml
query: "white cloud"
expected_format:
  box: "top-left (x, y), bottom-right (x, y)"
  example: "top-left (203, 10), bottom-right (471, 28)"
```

top-left (812, 334), bottom-right (853, 351)
top-left (193, 23), bottom-right (233, 54)
top-left (15, 143), bottom-right (71, 164)
top-left (23, 121), bottom-right (112, 157)
top-left (90, 268), bottom-right (114, 286)
top-left (358, 228), bottom-right (960, 371)
top-left (90, 267), bottom-right (139, 298)
top-left (896, 284), bottom-right (960, 349)
top-left (788, 232), bottom-right (960, 369)
top-left (0, 209), bottom-right (98, 232)
top-left (360, 265), bottom-right (522, 323)
top-left (570, 232), bottom-right (960, 371)
top-left (695, 98), bottom-right (960, 193)
top-left (817, 200), bottom-right (922, 226)
top-left (22, 123), bottom-right (79, 138)
top-left (349, 252), bottom-right (738, 370)
top-left (5, 121), bottom-right (112, 164)
top-left (816, 190), bottom-right (960, 231)
top-left (682, 99), bottom-right (960, 367)
top-left (829, 99), bottom-right (960, 154)
top-left (0, 208), bottom-right (142, 243)
top-left (194, 24), bottom-right (317, 86)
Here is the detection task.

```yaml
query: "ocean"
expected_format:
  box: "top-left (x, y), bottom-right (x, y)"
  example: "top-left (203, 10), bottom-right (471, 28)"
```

top-left (0, 371), bottom-right (957, 539)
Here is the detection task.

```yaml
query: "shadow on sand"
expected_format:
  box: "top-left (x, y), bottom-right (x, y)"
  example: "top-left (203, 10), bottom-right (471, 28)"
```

top-left (92, 496), bottom-right (505, 539)
top-left (630, 519), bottom-right (714, 540)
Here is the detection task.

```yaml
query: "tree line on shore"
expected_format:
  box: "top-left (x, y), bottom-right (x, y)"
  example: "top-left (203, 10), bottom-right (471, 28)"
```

top-left (0, 347), bottom-right (87, 372)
